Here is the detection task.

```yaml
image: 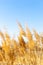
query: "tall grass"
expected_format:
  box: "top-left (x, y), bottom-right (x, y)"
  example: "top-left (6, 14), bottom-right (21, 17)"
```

top-left (0, 23), bottom-right (43, 65)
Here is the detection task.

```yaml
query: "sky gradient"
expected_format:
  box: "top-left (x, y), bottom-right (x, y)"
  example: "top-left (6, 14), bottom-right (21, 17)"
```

top-left (0, 0), bottom-right (43, 36)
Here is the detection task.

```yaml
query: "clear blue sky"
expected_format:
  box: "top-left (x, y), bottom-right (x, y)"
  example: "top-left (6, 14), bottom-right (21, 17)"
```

top-left (0, 0), bottom-right (43, 35)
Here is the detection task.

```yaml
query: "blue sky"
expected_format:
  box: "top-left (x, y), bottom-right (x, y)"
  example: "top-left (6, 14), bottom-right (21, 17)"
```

top-left (0, 0), bottom-right (43, 36)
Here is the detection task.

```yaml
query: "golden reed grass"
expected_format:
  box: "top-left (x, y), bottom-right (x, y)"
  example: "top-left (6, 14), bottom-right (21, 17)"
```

top-left (0, 22), bottom-right (43, 65)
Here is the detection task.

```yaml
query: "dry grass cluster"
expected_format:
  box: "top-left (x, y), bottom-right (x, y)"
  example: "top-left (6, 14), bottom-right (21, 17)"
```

top-left (0, 23), bottom-right (43, 65)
